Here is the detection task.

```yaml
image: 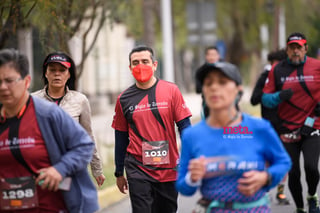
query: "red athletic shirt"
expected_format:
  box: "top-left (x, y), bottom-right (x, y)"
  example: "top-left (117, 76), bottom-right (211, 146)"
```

top-left (263, 57), bottom-right (320, 131)
top-left (0, 98), bottom-right (67, 212)
top-left (112, 79), bottom-right (192, 182)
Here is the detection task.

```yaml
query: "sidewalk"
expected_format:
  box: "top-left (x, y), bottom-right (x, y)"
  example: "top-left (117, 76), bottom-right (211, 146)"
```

top-left (97, 185), bottom-right (127, 210)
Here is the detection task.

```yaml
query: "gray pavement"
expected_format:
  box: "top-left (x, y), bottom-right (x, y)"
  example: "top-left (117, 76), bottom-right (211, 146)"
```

top-left (97, 158), bottom-right (318, 213)
top-left (98, 186), bottom-right (294, 213)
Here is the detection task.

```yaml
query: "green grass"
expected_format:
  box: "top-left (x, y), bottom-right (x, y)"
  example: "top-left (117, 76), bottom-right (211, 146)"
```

top-left (100, 163), bottom-right (116, 190)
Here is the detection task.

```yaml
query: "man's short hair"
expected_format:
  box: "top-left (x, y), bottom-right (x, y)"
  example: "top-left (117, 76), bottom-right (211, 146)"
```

top-left (205, 46), bottom-right (219, 54)
top-left (129, 45), bottom-right (155, 64)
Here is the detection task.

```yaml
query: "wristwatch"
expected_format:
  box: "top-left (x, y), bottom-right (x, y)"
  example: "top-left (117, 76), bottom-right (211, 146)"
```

top-left (265, 172), bottom-right (272, 187)
top-left (114, 171), bottom-right (123, 178)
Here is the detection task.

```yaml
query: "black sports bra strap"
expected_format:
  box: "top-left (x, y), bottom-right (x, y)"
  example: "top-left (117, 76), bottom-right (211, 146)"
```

top-left (8, 98), bottom-right (36, 176)
top-left (296, 65), bottom-right (314, 100)
top-left (8, 120), bottom-right (36, 176)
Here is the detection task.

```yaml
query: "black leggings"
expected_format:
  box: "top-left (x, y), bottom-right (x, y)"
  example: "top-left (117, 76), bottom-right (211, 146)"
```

top-left (128, 178), bottom-right (178, 213)
top-left (283, 135), bottom-right (320, 209)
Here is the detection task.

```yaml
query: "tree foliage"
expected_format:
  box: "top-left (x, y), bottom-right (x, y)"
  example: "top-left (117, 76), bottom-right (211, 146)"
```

top-left (31, 0), bottom-right (126, 77)
top-left (0, 0), bottom-right (126, 79)
top-left (0, 0), bottom-right (37, 48)
top-left (216, 0), bottom-right (320, 59)
top-left (2, 0), bottom-right (320, 87)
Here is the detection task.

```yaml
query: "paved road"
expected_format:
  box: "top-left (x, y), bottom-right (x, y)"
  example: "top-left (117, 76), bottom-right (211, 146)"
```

top-left (98, 155), bottom-right (319, 213)
top-left (98, 187), bottom-right (297, 213)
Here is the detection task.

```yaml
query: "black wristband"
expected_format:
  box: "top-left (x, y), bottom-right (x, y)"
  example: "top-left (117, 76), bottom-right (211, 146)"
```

top-left (265, 172), bottom-right (272, 187)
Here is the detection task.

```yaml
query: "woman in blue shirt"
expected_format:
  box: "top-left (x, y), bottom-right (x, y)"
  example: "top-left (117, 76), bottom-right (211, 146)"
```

top-left (176, 62), bottom-right (291, 213)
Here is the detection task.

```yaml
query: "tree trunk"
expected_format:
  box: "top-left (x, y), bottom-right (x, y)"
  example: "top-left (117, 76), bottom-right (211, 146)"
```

top-left (143, 0), bottom-right (155, 47)
top-left (228, 3), bottom-right (245, 66)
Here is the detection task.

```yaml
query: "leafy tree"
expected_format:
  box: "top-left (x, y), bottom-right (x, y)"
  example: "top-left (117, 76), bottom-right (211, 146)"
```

top-left (30, 0), bottom-right (126, 78)
top-left (0, 0), bottom-right (37, 48)
top-left (0, 0), bottom-right (126, 82)
top-left (2, 0), bottom-right (320, 88)
top-left (299, 0), bottom-right (320, 57)
top-left (213, 0), bottom-right (320, 85)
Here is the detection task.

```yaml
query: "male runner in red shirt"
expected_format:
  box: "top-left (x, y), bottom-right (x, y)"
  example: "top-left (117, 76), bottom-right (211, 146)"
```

top-left (112, 45), bottom-right (192, 213)
top-left (263, 32), bottom-right (320, 213)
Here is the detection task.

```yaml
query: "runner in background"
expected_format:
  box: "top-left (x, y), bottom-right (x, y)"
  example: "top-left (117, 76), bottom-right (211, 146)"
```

top-left (32, 52), bottom-right (105, 187)
top-left (263, 32), bottom-right (320, 213)
top-left (195, 46), bottom-right (221, 119)
top-left (250, 49), bottom-right (290, 205)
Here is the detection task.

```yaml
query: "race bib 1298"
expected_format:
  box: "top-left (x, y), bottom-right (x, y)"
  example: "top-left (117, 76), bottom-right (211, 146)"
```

top-left (0, 176), bottom-right (38, 210)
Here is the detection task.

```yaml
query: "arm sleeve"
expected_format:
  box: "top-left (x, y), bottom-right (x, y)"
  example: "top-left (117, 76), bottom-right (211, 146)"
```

top-left (114, 130), bottom-right (129, 173)
top-left (176, 117), bottom-right (191, 137)
top-left (79, 96), bottom-right (103, 177)
top-left (250, 71), bottom-right (269, 106)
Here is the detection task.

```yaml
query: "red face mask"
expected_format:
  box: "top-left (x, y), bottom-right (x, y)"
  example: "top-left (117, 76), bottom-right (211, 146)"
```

top-left (132, 64), bottom-right (153, 83)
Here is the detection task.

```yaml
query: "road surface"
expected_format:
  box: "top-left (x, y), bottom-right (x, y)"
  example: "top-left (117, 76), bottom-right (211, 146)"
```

top-left (98, 184), bottom-right (300, 213)
top-left (98, 155), bottom-right (318, 213)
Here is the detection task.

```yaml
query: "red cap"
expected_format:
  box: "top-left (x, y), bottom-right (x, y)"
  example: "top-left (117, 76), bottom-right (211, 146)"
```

top-left (287, 35), bottom-right (307, 46)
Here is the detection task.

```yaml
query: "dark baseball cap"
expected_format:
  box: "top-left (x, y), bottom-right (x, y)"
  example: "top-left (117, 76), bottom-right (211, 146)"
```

top-left (44, 54), bottom-right (71, 68)
top-left (195, 62), bottom-right (242, 86)
top-left (286, 33), bottom-right (307, 46)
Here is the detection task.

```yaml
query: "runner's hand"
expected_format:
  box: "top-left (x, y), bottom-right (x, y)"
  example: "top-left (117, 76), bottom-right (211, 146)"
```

top-left (188, 156), bottom-right (207, 183)
top-left (116, 176), bottom-right (128, 194)
top-left (279, 88), bottom-right (293, 101)
top-left (36, 167), bottom-right (63, 192)
top-left (237, 170), bottom-right (268, 196)
top-left (95, 174), bottom-right (106, 187)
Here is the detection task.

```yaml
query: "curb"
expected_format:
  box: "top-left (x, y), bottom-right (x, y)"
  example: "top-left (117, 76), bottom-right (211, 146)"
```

top-left (98, 185), bottom-right (128, 210)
